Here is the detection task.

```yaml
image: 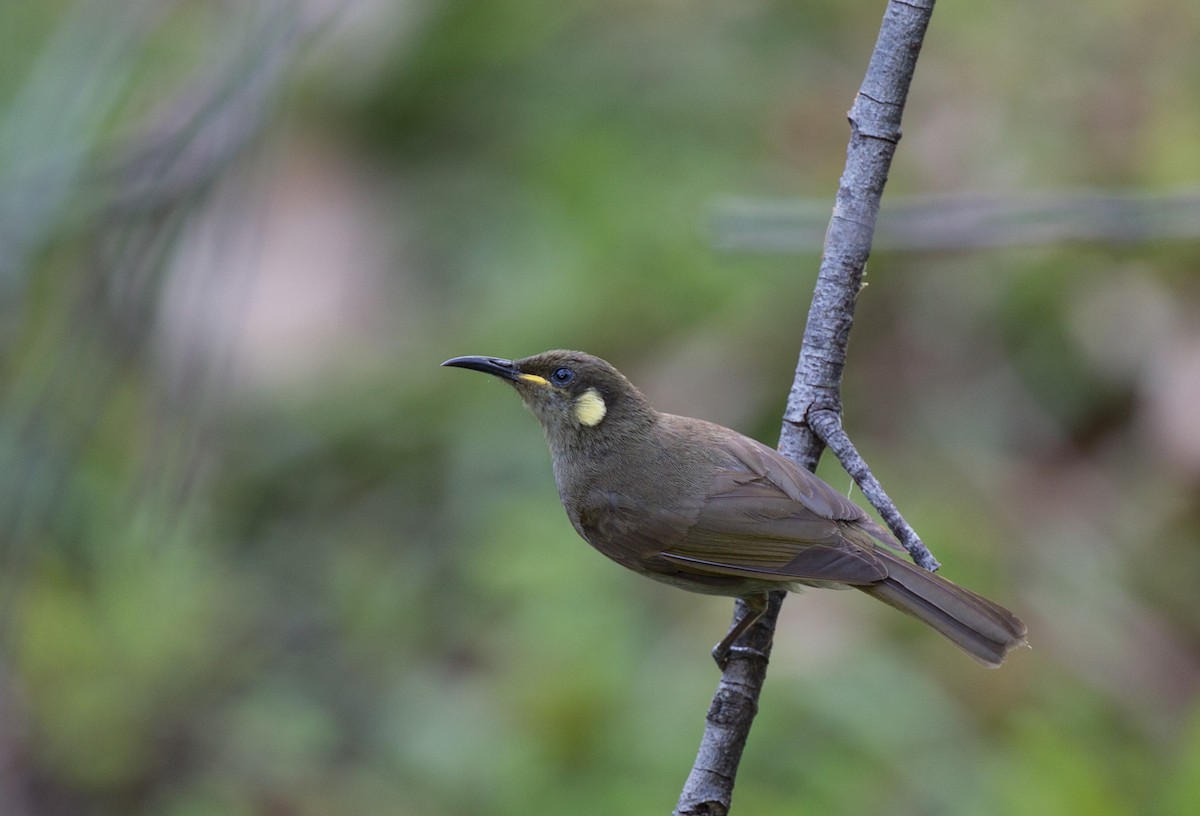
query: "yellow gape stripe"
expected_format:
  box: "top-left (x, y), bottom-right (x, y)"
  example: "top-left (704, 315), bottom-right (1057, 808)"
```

top-left (518, 373), bottom-right (549, 385)
top-left (573, 388), bottom-right (607, 426)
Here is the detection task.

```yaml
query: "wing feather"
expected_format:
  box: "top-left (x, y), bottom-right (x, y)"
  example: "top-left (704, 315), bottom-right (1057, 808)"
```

top-left (575, 432), bottom-right (890, 587)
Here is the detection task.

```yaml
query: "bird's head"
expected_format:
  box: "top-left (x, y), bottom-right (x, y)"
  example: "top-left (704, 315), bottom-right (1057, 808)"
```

top-left (442, 350), bottom-right (654, 451)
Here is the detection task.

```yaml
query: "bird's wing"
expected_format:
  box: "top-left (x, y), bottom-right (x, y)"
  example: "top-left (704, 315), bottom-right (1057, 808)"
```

top-left (718, 430), bottom-right (906, 552)
top-left (656, 466), bottom-right (889, 585)
top-left (715, 431), bottom-right (871, 524)
top-left (576, 430), bottom-right (890, 586)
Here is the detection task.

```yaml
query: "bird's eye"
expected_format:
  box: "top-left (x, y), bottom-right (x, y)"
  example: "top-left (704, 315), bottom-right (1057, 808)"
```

top-left (550, 367), bottom-right (574, 386)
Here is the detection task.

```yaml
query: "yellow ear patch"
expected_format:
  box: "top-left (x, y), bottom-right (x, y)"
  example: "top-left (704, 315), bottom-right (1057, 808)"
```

top-left (573, 388), bottom-right (607, 427)
top-left (518, 373), bottom-right (549, 385)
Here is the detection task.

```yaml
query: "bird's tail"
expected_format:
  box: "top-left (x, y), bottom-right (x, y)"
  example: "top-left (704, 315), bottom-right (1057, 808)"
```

top-left (859, 551), bottom-right (1028, 668)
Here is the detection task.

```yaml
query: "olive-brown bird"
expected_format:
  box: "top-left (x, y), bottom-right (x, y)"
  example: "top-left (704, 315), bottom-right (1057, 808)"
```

top-left (443, 350), bottom-right (1027, 667)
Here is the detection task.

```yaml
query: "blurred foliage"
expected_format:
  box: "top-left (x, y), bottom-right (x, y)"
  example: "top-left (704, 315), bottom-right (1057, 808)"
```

top-left (1, 1), bottom-right (1199, 815)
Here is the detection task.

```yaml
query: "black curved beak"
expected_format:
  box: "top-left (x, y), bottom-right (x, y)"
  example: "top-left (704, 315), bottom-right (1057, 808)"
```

top-left (441, 355), bottom-right (522, 381)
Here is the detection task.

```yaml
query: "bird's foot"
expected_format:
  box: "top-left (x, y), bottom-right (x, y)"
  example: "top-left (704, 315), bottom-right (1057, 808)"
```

top-left (712, 643), bottom-right (768, 670)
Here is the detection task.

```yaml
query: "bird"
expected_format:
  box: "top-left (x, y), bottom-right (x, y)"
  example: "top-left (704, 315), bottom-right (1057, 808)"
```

top-left (442, 349), bottom-right (1028, 668)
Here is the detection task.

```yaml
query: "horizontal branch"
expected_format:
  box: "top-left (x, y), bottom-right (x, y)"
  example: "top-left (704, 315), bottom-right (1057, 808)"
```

top-left (711, 187), bottom-right (1200, 253)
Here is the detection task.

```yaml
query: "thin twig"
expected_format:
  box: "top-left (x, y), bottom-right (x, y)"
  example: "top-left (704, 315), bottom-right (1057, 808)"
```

top-left (675, 2), bottom-right (937, 813)
top-left (808, 409), bottom-right (939, 571)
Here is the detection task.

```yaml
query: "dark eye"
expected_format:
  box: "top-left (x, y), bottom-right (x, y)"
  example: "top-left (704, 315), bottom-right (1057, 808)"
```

top-left (550, 367), bottom-right (574, 386)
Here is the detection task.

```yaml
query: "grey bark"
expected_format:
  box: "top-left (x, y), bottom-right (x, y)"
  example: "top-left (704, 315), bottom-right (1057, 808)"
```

top-left (674, 2), bottom-right (938, 813)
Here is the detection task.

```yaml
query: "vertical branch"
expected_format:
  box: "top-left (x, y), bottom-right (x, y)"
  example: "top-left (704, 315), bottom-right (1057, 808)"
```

top-left (674, 2), bottom-right (937, 814)
top-left (779, 0), bottom-right (935, 463)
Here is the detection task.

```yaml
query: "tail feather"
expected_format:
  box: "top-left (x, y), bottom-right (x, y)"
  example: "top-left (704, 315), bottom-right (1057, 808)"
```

top-left (860, 551), bottom-right (1028, 668)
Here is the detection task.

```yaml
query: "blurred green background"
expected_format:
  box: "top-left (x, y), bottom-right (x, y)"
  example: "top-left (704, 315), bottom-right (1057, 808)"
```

top-left (2, 1), bottom-right (1199, 814)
